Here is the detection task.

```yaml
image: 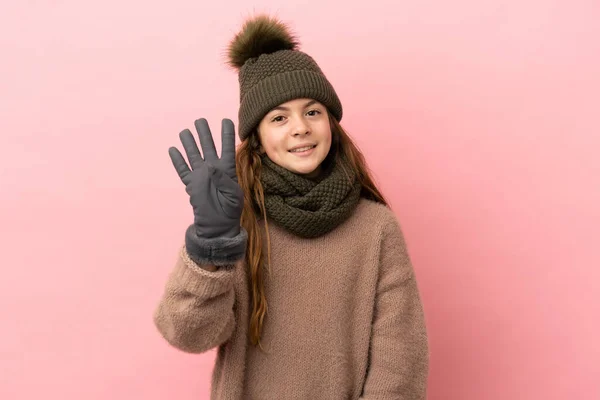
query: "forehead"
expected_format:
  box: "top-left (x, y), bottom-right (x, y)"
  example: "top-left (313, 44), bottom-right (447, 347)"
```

top-left (268, 98), bottom-right (324, 112)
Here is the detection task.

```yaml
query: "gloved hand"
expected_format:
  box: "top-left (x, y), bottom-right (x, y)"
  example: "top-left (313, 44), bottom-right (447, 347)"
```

top-left (169, 118), bottom-right (244, 239)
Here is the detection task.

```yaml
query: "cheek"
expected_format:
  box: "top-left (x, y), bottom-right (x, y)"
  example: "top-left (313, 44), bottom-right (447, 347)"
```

top-left (262, 134), bottom-right (286, 157)
top-left (258, 128), bottom-right (275, 152)
top-left (320, 126), bottom-right (333, 147)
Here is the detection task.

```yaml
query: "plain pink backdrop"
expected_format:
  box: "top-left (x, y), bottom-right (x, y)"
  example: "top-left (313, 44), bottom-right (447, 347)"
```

top-left (1, 1), bottom-right (598, 399)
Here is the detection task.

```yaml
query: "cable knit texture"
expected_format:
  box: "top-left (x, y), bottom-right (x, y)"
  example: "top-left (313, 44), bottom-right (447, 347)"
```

top-left (259, 153), bottom-right (362, 238)
top-left (154, 199), bottom-right (429, 399)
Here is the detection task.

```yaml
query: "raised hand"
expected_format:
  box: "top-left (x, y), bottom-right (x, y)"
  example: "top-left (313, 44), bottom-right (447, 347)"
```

top-left (169, 118), bottom-right (244, 239)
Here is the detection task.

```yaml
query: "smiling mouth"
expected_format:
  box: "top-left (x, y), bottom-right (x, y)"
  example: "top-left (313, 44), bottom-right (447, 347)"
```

top-left (289, 144), bottom-right (317, 153)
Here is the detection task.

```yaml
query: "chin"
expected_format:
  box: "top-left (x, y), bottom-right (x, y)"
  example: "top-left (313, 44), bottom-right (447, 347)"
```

top-left (289, 164), bottom-right (317, 174)
top-left (292, 159), bottom-right (329, 177)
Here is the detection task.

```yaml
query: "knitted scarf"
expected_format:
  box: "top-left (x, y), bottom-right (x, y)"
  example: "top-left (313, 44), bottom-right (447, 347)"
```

top-left (259, 154), bottom-right (362, 238)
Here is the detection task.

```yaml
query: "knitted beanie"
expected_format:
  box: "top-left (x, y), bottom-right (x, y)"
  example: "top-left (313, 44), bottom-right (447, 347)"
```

top-left (227, 15), bottom-right (343, 141)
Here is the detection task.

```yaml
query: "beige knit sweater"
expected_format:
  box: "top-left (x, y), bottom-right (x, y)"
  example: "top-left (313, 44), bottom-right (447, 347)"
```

top-left (154, 199), bottom-right (429, 399)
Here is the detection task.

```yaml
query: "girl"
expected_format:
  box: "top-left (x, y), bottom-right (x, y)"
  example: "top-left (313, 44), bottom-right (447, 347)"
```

top-left (154, 15), bottom-right (429, 400)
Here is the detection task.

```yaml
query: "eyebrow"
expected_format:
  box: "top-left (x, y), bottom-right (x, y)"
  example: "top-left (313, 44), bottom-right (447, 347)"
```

top-left (270, 100), bottom-right (319, 113)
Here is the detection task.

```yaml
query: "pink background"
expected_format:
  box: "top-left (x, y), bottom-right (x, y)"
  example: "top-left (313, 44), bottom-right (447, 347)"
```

top-left (1, 1), bottom-right (598, 399)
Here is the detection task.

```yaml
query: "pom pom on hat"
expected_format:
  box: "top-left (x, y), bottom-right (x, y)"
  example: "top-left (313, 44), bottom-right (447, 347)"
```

top-left (227, 15), bottom-right (299, 70)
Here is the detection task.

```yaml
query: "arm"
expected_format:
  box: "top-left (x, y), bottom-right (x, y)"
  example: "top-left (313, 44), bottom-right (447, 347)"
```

top-left (360, 217), bottom-right (429, 399)
top-left (155, 118), bottom-right (247, 353)
top-left (153, 230), bottom-right (246, 353)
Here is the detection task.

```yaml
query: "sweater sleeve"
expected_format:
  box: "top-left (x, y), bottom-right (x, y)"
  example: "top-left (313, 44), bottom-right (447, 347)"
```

top-left (360, 216), bottom-right (430, 399)
top-left (153, 245), bottom-right (240, 354)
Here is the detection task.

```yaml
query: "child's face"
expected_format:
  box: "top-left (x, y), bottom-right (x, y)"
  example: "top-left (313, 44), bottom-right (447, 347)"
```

top-left (257, 98), bottom-right (332, 179)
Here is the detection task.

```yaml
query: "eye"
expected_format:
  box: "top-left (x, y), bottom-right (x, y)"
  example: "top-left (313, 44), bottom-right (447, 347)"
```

top-left (271, 115), bottom-right (285, 123)
top-left (307, 109), bottom-right (321, 116)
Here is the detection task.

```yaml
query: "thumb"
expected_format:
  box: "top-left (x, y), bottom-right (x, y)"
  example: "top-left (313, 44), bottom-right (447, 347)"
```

top-left (211, 167), bottom-right (240, 196)
top-left (212, 167), bottom-right (244, 218)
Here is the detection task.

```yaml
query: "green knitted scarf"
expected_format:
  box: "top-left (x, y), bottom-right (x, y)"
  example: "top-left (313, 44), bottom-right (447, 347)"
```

top-left (259, 154), bottom-right (362, 238)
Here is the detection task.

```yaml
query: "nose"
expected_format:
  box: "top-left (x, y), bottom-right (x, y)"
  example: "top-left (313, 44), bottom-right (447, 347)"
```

top-left (292, 116), bottom-right (310, 136)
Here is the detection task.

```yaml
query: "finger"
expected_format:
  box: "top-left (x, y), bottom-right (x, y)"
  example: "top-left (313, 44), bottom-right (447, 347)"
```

top-left (194, 118), bottom-right (218, 162)
top-left (220, 118), bottom-right (236, 164)
top-left (168, 146), bottom-right (192, 185)
top-left (179, 129), bottom-right (204, 170)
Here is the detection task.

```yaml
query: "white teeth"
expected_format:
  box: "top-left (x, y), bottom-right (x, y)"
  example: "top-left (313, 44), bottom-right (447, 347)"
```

top-left (290, 145), bottom-right (315, 153)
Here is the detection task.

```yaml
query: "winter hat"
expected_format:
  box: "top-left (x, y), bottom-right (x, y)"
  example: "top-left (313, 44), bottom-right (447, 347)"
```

top-left (227, 15), bottom-right (343, 141)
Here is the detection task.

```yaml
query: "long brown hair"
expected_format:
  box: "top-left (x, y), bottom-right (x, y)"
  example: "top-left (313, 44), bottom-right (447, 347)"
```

top-left (235, 112), bottom-right (388, 349)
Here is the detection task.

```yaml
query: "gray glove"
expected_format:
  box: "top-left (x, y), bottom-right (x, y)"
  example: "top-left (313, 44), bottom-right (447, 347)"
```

top-left (169, 118), bottom-right (244, 239)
